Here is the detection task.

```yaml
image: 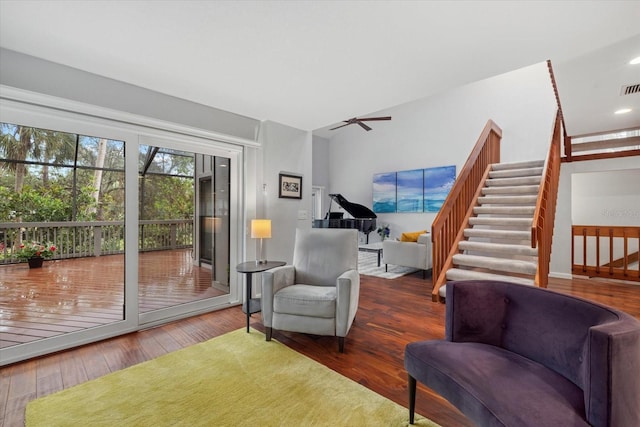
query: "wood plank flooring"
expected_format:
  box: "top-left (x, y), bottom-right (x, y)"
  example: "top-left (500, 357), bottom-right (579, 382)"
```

top-left (1, 272), bottom-right (639, 427)
top-left (0, 249), bottom-right (225, 348)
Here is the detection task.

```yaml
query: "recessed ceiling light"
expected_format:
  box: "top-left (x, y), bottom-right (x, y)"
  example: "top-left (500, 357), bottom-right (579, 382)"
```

top-left (615, 108), bottom-right (632, 115)
top-left (630, 57), bottom-right (640, 65)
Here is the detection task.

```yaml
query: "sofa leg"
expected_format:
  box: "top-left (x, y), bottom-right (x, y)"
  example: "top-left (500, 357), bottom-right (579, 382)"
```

top-left (408, 374), bottom-right (416, 424)
top-left (385, 264), bottom-right (388, 272)
top-left (266, 327), bottom-right (272, 341)
top-left (338, 337), bottom-right (345, 353)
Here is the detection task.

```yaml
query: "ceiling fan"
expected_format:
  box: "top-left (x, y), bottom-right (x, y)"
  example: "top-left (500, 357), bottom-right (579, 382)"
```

top-left (329, 116), bottom-right (392, 132)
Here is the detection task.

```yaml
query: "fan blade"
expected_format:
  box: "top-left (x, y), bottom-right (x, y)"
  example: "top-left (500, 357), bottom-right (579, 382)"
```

top-left (358, 121), bottom-right (372, 131)
top-left (329, 122), bottom-right (352, 131)
top-left (357, 116), bottom-right (392, 122)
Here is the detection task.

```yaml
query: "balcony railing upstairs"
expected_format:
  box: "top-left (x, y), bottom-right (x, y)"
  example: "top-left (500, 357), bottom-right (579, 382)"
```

top-left (431, 120), bottom-right (502, 295)
top-left (572, 225), bottom-right (640, 282)
top-left (0, 220), bottom-right (193, 265)
top-left (531, 110), bottom-right (562, 287)
top-left (566, 129), bottom-right (640, 163)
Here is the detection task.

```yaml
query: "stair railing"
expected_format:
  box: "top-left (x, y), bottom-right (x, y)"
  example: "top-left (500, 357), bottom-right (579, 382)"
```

top-left (571, 225), bottom-right (640, 282)
top-left (431, 120), bottom-right (502, 300)
top-left (531, 110), bottom-right (562, 287)
top-left (547, 60), bottom-right (571, 161)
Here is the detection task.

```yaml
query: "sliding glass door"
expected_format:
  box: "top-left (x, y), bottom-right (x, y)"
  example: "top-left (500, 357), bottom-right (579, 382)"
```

top-left (137, 137), bottom-right (239, 326)
top-left (0, 122), bottom-right (126, 349)
top-left (0, 98), bottom-right (243, 365)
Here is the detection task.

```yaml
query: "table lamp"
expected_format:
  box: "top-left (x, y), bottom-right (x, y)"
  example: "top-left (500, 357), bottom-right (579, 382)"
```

top-left (251, 219), bottom-right (271, 264)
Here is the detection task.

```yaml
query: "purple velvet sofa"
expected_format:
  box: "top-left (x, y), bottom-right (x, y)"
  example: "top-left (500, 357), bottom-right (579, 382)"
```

top-left (404, 280), bottom-right (640, 427)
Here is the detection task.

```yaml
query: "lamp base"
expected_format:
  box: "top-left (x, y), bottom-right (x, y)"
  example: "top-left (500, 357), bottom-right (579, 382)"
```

top-left (256, 259), bottom-right (268, 265)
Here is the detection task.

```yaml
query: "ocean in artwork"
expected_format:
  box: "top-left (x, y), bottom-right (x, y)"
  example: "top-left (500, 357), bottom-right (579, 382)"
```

top-left (372, 165), bottom-right (456, 214)
top-left (373, 172), bottom-right (397, 213)
top-left (373, 200), bottom-right (397, 213)
top-left (423, 196), bottom-right (447, 212)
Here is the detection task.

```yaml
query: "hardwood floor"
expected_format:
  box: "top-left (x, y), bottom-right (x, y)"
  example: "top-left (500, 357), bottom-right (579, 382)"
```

top-left (1, 272), bottom-right (639, 427)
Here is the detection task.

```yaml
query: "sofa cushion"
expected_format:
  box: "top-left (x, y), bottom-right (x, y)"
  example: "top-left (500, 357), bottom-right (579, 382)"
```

top-left (405, 340), bottom-right (589, 427)
top-left (274, 284), bottom-right (336, 318)
top-left (400, 230), bottom-right (427, 242)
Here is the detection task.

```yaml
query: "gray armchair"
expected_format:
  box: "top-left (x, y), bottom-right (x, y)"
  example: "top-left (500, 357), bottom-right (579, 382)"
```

top-left (261, 228), bottom-right (360, 352)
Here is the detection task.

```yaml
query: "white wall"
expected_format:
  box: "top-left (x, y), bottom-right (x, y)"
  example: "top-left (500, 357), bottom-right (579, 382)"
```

top-left (321, 61), bottom-right (556, 242)
top-left (0, 48), bottom-right (260, 141)
top-left (312, 135), bottom-right (331, 215)
top-left (259, 121), bottom-right (313, 264)
top-left (552, 157), bottom-right (640, 277)
top-left (572, 169), bottom-right (640, 226)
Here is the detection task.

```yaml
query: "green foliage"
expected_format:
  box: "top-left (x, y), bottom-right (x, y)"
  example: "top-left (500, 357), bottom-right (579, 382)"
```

top-left (140, 175), bottom-right (194, 220)
top-left (0, 186), bottom-right (69, 222)
top-left (2, 123), bottom-right (197, 225)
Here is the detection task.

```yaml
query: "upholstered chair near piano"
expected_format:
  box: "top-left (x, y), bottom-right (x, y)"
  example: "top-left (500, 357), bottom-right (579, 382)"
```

top-left (261, 228), bottom-right (360, 352)
top-left (382, 231), bottom-right (432, 278)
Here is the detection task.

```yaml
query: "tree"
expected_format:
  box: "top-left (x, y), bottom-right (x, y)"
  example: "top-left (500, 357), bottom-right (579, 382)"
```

top-left (90, 138), bottom-right (108, 217)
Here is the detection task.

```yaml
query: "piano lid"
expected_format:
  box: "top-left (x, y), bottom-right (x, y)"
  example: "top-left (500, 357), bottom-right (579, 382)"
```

top-left (328, 193), bottom-right (377, 219)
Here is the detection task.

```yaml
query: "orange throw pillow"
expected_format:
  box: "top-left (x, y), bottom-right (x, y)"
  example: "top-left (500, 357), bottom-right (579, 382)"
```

top-left (400, 230), bottom-right (427, 242)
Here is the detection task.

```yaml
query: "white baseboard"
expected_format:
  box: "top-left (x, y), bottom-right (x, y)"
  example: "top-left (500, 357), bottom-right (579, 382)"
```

top-left (549, 272), bottom-right (573, 280)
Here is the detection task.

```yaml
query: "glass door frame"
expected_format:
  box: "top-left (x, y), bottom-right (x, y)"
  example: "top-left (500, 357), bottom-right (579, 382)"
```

top-left (0, 87), bottom-right (246, 365)
top-left (137, 134), bottom-right (242, 327)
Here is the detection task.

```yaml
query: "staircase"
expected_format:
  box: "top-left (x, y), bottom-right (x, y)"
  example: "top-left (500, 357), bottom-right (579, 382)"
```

top-left (438, 159), bottom-right (544, 298)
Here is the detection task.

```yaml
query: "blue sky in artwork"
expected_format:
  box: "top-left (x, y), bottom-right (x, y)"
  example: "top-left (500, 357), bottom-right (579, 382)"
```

top-left (373, 172), bottom-right (396, 189)
top-left (424, 165), bottom-right (456, 194)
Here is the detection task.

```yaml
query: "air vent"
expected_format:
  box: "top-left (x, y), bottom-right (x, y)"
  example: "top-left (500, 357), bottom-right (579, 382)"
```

top-left (621, 84), bottom-right (640, 95)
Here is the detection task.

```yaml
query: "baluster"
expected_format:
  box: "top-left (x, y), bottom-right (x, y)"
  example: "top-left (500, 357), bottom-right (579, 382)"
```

top-left (623, 230), bottom-right (628, 277)
top-left (609, 228), bottom-right (614, 276)
top-left (582, 228), bottom-right (587, 273)
top-left (596, 227), bottom-right (600, 274)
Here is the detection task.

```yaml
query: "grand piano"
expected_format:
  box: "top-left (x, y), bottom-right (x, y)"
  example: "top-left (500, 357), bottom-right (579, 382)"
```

top-left (312, 193), bottom-right (377, 243)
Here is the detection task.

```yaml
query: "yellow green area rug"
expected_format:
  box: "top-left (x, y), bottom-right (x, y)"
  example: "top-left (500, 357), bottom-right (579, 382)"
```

top-left (26, 328), bottom-right (438, 427)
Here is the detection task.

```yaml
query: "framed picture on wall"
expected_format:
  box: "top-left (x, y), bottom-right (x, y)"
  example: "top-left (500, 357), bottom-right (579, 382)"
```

top-left (279, 173), bottom-right (302, 199)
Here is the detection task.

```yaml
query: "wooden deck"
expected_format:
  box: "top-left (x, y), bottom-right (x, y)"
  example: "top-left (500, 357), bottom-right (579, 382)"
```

top-left (0, 249), bottom-right (225, 348)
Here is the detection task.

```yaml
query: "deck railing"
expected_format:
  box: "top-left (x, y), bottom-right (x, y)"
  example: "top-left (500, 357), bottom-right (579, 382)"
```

top-left (572, 225), bottom-right (640, 282)
top-left (531, 110), bottom-right (562, 287)
top-left (0, 219), bottom-right (193, 265)
top-left (431, 120), bottom-right (502, 298)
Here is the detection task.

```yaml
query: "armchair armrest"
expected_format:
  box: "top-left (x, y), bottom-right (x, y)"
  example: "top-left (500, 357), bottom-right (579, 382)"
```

top-left (261, 265), bottom-right (295, 328)
top-left (382, 238), bottom-right (431, 270)
top-left (586, 317), bottom-right (640, 425)
top-left (335, 269), bottom-right (360, 337)
top-left (417, 233), bottom-right (430, 245)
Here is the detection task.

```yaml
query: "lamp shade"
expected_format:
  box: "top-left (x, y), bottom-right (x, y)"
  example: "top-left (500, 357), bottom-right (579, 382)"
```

top-left (251, 219), bottom-right (272, 239)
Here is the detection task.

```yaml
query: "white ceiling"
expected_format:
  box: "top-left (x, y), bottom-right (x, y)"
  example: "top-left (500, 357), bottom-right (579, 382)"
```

top-left (1, 1), bottom-right (639, 135)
